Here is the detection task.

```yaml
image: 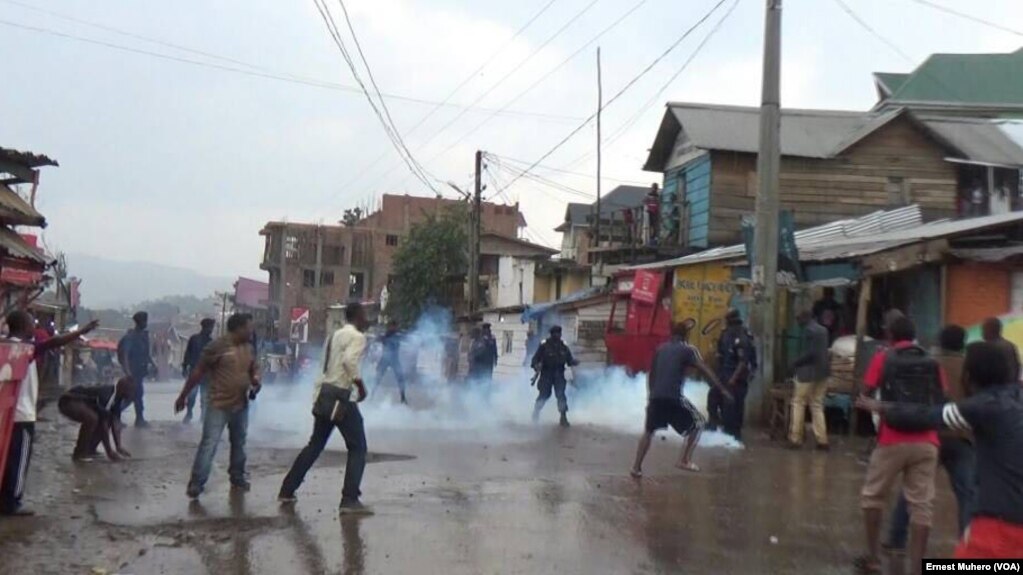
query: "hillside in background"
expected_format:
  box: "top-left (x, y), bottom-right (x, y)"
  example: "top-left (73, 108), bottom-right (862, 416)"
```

top-left (68, 253), bottom-right (235, 309)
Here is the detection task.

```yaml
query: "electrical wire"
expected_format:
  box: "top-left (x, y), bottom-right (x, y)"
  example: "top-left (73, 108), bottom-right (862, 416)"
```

top-left (314, 0), bottom-right (562, 217)
top-left (311, 0), bottom-right (438, 192)
top-left (832, 0), bottom-right (914, 63)
top-left (488, 152), bottom-right (649, 185)
top-left (0, 15), bottom-right (581, 123)
top-left (429, 0), bottom-right (650, 161)
top-left (906, 0), bottom-right (1023, 38)
top-left (495, 0), bottom-right (729, 194)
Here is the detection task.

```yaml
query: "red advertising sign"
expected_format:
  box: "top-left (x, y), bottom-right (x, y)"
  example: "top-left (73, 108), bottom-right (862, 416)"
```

top-left (631, 270), bottom-right (662, 305)
top-left (290, 307), bottom-right (310, 343)
top-left (0, 258), bottom-right (42, 287)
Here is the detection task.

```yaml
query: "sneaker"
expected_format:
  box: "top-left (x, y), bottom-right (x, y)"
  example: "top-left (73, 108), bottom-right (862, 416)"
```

top-left (278, 492), bottom-right (298, 504)
top-left (559, 413), bottom-right (570, 428)
top-left (135, 420), bottom-right (151, 429)
top-left (186, 485), bottom-right (203, 500)
top-left (339, 500), bottom-right (374, 516)
top-left (231, 481), bottom-right (251, 493)
top-left (183, 414), bottom-right (193, 425)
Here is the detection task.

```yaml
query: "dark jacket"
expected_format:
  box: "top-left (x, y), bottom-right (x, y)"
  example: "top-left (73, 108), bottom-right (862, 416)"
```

top-left (470, 334), bottom-right (498, 370)
top-left (118, 329), bottom-right (152, 377)
top-left (183, 332), bottom-right (213, 374)
top-left (716, 324), bottom-right (753, 384)
top-left (531, 338), bottom-right (577, 376)
top-left (792, 320), bottom-right (830, 383)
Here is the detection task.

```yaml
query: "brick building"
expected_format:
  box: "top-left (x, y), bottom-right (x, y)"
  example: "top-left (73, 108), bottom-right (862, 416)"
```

top-left (260, 194), bottom-right (525, 344)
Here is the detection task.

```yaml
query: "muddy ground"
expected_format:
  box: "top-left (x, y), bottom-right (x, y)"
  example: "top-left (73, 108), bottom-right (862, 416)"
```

top-left (0, 380), bottom-right (960, 575)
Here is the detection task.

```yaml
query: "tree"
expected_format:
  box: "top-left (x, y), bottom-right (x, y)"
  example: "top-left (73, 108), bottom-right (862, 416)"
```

top-left (342, 207), bottom-right (364, 227)
top-left (387, 209), bottom-right (468, 325)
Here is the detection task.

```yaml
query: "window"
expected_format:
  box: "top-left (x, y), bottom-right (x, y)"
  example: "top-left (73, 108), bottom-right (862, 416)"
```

top-left (284, 235), bottom-right (299, 260)
top-left (324, 245), bottom-right (344, 266)
top-left (886, 176), bottom-right (911, 206)
top-left (502, 331), bottom-right (513, 354)
top-left (302, 269), bottom-right (315, 288)
top-left (386, 234), bottom-right (399, 247)
top-left (321, 271), bottom-right (335, 286)
top-left (349, 272), bottom-right (365, 299)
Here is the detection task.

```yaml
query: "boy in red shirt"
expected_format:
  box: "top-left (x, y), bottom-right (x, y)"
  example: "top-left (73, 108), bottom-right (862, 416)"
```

top-left (856, 316), bottom-right (946, 575)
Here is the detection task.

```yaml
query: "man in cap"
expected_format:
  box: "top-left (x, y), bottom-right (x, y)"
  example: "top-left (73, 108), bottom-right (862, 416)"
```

top-left (181, 318), bottom-right (216, 423)
top-left (709, 309), bottom-right (755, 440)
top-left (530, 325), bottom-right (579, 427)
top-left (118, 311), bottom-right (156, 427)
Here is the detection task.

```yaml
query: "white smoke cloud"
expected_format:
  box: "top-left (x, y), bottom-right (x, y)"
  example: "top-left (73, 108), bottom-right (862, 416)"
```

top-left (249, 309), bottom-right (742, 450)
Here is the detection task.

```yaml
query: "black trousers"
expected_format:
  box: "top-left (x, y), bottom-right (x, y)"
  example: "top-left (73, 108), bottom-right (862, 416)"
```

top-left (706, 386), bottom-right (725, 430)
top-left (1, 422), bottom-right (35, 514)
top-left (280, 405), bottom-right (367, 503)
top-left (723, 383), bottom-right (749, 440)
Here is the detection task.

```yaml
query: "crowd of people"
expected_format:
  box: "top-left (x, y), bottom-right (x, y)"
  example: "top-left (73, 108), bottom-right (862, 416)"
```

top-left (1, 299), bottom-right (1021, 566)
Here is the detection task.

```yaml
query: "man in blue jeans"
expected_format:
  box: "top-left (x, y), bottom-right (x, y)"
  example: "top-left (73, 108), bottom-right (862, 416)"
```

top-left (174, 313), bottom-right (261, 499)
top-left (279, 302), bottom-right (371, 515)
top-left (886, 324), bottom-right (976, 551)
top-left (181, 318), bottom-right (215, 424)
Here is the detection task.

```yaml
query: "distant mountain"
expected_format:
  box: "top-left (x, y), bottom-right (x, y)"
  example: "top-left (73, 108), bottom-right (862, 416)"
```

top-left (68, 253), bottom-right (235, 309)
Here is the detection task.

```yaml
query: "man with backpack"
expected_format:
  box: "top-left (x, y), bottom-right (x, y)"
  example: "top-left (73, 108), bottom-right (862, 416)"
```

top-left (858, 341), bottom-right (1023, 559)
top-left (855, 316), bottom-right (946, 575)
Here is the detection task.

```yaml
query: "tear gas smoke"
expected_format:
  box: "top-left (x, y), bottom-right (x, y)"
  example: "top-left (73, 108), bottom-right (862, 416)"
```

top-left (249, 308), bottom-right (742, 450)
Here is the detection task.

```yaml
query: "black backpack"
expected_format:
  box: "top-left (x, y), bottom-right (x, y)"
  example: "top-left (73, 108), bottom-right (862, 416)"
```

top-left (880, 345), bottom-right (944, 407)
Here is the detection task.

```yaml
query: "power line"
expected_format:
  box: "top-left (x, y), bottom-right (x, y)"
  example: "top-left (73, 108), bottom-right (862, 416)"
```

top-left (601, 0), bottom-right (741, 150)
top-left (0, 16), bottom-right (582, 123)
top-left (314, 0), bottom-right (561, 218)
top-left (430, 0), bottom-right (650, 161)
top-left (496, 0), bottom-right (729, 194)
top-left (488, 152), bottom-right (649, 185)
top-left (833, 0), bottom-right (914, 63)
top-left (333, 0), bottom-right (437, 190)
top-left (357, 0), bottom-right (604, 209)
top-left (906, 0), bottom-right (1023, 38)
top-left (311, 0), bottom-right (437, 192)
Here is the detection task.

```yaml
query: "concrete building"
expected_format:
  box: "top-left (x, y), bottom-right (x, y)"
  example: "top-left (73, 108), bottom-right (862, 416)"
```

top-left (261, 194), bottom-right (527, 344)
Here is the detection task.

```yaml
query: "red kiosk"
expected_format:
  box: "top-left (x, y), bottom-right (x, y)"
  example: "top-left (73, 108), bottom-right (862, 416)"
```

top-left (604, 269), bottom-right (674, 374)
top-left (0, 342), bottom-right (36, 481)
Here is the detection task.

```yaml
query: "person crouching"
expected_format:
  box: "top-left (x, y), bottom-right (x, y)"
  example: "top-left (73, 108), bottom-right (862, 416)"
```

top-left (57, 377), bottom-right (135, 462)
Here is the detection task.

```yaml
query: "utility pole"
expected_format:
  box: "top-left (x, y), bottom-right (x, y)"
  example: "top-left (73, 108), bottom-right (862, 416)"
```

top-left (594, 47), bottom-right (603, 255)
top-left (469, 150), bottom-right (483, 315)
top-left (750, 0), bottom-right (783, 420)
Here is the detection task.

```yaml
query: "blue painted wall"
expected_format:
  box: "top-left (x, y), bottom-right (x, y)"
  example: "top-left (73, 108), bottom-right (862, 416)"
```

top-left (663, 154), bottom-right (711, 249)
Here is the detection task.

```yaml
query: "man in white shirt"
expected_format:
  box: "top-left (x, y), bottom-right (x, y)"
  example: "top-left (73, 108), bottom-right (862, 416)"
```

top-left (278, 303), bottom-right (371, 515)
top-left (1, 310), bottom-right (98, 516)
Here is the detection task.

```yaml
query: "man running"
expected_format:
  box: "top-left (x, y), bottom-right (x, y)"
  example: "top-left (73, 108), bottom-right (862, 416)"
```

top-left (175, 313), bottom-right (261, 499)
top-left (375, 320), bottom-right (406, 404)
top-left (279, 303), bottom-right (372, 515)
top-left (632, 322), bottom-right (731, 477)
top-left (181, 318), bottom-right (215, 424)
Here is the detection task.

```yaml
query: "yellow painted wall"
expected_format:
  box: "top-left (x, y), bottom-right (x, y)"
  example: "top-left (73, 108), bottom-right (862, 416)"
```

top-left (533, 274), bottom-right (553, 304)
top-left (673, 263), bottom-right (734, 360)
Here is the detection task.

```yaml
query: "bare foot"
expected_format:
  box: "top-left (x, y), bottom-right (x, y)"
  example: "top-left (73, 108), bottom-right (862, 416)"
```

top-left (676, 461), bottom-right (701, 473)
top-left (629, 469), bottom-right (643, 479)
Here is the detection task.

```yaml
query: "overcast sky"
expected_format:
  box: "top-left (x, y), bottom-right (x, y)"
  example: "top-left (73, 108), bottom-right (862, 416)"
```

top-left (2, 0), bottom-right (1022, 281)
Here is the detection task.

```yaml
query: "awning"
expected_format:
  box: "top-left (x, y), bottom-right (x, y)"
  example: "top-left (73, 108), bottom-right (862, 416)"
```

top-left (521, 286), bottom-right (605, 323)
top-left (949, 246), bottom-right (1023, 262)
top-left (0, 227), bottom-right (50, 265)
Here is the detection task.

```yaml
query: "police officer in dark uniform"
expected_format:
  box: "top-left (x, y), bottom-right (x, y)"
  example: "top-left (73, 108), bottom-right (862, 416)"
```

top-left (531, 326), bottom-right (578, 427)
top-left (709, 309), bottom-right (755, 440)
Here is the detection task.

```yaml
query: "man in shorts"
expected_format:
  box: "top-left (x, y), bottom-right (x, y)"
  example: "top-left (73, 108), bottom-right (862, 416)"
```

top-left (631, 322), bottom-right (732, 477)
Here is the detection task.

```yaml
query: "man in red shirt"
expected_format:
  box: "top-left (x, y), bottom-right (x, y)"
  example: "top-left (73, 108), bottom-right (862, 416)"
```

top-left (856, 316), bottom-right (945, 575)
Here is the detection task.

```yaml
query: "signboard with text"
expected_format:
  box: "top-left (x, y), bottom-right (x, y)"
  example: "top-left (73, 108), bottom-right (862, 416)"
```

top-left (632, 270), bottom-right (662, 305)
top-left (290, 307), bottom-right (309, 343)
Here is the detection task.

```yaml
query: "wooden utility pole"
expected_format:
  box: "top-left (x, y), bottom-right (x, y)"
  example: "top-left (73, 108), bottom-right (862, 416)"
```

top-left (469, 150), bottom-right (483, 315)
top-left (594, 47), bottom-right (603, 252)
top-left (750, 0), bottom-right (783, 418)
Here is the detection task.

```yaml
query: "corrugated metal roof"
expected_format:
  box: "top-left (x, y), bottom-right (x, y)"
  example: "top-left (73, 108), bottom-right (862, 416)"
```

top-left (949, 246), bottom-right (1023, 262)
top-left (919, 117), bottom-right (1023, 167)
top-left (883, 50), bottom-right (1023, 107)
top-left (0, 183), bottom-right (45, 227)
top-left (556, 185), bottom-right (649, 230)
top-left (667, 103), bottom-right (882, 159)
top-left (0, 227), bottom-right (50, 264)
top-left (629, 205), bottom-right (925, 270)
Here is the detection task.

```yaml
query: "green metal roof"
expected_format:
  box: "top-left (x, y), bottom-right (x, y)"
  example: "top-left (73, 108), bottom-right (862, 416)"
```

top-left (886, 49), bottom-right (1023, 106)
top-left (874, 72), bottom-right (909, 96)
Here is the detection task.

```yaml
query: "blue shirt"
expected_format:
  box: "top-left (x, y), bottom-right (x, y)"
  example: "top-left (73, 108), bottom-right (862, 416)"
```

top-left (118, 329), bottom-right (151, 376)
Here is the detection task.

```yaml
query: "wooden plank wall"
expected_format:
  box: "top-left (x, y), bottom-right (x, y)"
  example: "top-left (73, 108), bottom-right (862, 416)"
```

top-left (707, 116), bottom-right (959, 245)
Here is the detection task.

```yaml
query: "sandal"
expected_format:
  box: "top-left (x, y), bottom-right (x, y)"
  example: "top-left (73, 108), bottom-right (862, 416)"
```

top-left (853, 555), bottom-right (881, 574)
top-left (629, 469), bottom-right (643, 479)
top-left (676, 462), bottom-right (701, 473)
